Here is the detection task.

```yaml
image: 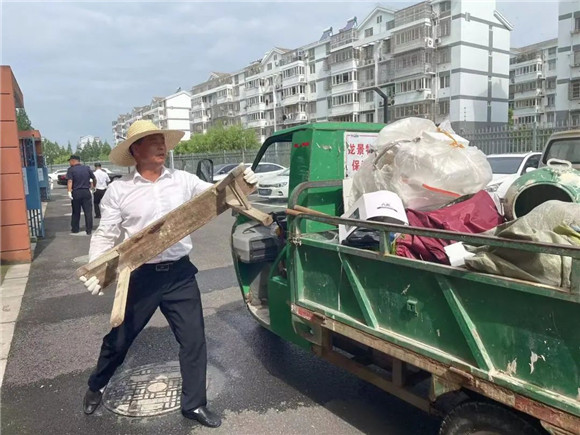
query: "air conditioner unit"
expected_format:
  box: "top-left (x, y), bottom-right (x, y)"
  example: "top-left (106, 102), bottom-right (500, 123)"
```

top-left (299, 95), bottom-right (306, 101)
top-left (425, 38), bottom-right (435, 48)
top-left (435, 38), bottom-right (442, 45)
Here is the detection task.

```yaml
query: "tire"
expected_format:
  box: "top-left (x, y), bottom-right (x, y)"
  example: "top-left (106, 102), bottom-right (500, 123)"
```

top-left (439, 401), bottom-right (544, 435)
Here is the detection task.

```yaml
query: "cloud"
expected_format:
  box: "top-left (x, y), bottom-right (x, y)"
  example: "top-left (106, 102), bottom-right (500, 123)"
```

top-left (1, 1), bottom-right (560, 147)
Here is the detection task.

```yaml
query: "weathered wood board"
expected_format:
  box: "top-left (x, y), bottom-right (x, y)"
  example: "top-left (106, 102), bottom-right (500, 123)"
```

top-left (75, 164), bottom-right (272, 327)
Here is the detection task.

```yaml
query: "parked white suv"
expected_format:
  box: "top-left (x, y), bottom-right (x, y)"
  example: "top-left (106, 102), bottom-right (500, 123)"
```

top-left (485, 152), bottom-right (542, 200)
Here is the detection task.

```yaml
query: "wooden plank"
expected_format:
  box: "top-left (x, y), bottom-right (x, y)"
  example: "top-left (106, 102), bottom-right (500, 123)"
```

top-left (76, 164), bottom-right (260, 289)
top-left (110, 266), bottom-right (131, 327)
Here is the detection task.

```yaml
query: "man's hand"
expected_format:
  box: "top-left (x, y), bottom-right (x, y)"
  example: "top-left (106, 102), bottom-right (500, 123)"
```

top-left (80, 276), bottom-right (103, 296)
top-left (68, 191), bottom-right (73, 200)
top-left (243, 168), bottom-right (258, 185)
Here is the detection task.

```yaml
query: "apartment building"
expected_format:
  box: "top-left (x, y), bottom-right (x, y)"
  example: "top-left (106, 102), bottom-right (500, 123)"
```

top-left (556, 1), bottom-right (580, 124)
top-left (508, 2), bottom-right (580, 127)
top-left (78, 135), bottom-right (101, 147)
top-left (187, 0), bottom-right (511, 141)
top-left (112, 90), bottom-right (192, 144)
top-left (113, 0), bottom-right (513, 143)
top-left (509, 39), bottom-right (558, 126)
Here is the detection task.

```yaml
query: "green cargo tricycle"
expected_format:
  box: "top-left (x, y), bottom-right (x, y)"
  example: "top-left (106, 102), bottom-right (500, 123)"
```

top-left (231, 123), bottom-right (580, 435)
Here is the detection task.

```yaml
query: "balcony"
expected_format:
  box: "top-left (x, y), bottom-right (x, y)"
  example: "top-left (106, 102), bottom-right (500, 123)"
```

top-left (392, 35), bottom-right (430, 55)
top-left (284, 112), bottom-right (308, 124)
top-left (358, 79), bottom-right (376, 89)
top-left (283, 74), bottom-right (306, 87)
top-left (247, 118), bottom-right (267, 128)
top-left (393, 63), bottom-right (434, 80)
top-left (331, 29), bottom-right (358, 51)
top-left (281, 93), bottom-right (307, 106)
top-left (330, 103), bottom-right (359, 117)
top-left (360, 58), bottom-right (375, 67)
top-left (331, 81), bottom-right (357, 94)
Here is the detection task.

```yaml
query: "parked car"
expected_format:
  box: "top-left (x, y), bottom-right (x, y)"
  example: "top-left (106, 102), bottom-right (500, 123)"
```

top-left (538, 129), bottom-right (580, 170)
top-left (101, 167), bottom-right (124, 182)
top-left (257, 168), bottom-right (290, 200)
top-left (56, 167), bottom-right (123, 186)
top-left (485, 152), bottom-right (541, 199)
top-left (213, 162), bottom-right (286, 183)
top-left (49, 169), bottom-right (68, 183)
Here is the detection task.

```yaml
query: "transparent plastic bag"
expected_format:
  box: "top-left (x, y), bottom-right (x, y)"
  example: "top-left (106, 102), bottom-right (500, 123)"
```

top-left (350, 118), bottom-right (492, 210)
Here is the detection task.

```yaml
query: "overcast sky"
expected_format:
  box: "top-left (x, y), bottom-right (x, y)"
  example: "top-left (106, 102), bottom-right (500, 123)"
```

top-left (1, 0), bottom-right (565, 147)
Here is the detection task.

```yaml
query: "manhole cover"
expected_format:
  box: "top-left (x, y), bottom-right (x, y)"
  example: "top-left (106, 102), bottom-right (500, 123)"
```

top-left (103, 361), bottom-right (182, 417)
top-left (73, 255), bottom-right (89, 263)
top-left (103, 361), bottom-right (225, 417)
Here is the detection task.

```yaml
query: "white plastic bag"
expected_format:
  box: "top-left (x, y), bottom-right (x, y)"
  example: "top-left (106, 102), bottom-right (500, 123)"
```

top-left (350, 118), bottom-right (492, 210)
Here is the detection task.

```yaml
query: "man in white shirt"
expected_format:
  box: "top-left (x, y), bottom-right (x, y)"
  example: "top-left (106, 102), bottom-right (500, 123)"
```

top-left (92, 163), bottom-right (110, 219)
top-left (80, 120), bottom-right (257, 428)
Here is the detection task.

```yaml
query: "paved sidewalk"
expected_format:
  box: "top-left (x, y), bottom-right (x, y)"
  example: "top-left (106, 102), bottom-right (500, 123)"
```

top-left (0, 201), bottom-right (47, 388)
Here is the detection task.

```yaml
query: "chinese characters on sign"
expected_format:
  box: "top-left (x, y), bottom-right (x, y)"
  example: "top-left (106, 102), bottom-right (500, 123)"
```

top-left (344, 132), bottom-right (379, 178)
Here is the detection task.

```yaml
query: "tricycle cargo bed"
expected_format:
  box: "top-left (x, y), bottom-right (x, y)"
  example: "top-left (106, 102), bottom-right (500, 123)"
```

top-left (286, 204), bottom-right (580, 427)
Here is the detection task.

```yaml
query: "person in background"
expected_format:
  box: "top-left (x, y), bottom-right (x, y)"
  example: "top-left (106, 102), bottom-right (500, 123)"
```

top-left (66, 155), bottom-right (95, 235)
top-left (93, 163), bottom-right (110, 219)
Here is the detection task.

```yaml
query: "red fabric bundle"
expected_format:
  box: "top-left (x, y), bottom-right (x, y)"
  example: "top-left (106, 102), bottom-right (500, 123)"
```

top-left (395, 191), bottom-right (504, 264)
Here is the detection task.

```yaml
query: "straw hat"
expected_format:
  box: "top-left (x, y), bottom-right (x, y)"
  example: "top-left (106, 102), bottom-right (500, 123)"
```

top-left (109, 120), bottom-right (185, 166)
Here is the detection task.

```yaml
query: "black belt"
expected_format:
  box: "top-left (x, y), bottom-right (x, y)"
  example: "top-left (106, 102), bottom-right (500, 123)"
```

top-left (139, 256), bottom-right (189, 272)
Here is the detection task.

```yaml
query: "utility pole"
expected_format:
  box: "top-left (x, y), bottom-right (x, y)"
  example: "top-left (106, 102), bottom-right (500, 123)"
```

top-left (372, 87), bottom-right (389, 123)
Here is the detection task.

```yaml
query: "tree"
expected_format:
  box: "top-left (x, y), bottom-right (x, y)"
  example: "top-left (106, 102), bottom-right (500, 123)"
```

top-left (16, 108), bottom-right (33, 131)
top-left (66, 141), bottom-right (73, 155)
top-left (508, 108), bottom-right (514, 127)
top-left (174, 123), bottom-right (259, 154)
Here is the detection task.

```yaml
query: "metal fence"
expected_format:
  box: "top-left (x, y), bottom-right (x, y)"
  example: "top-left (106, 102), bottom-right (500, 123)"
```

top-left (50, 121), bottom-right (579, 177)
top-left (173, 146), bottom-right (292, 174)
top-left (462, 122), bottom-right (577, 155)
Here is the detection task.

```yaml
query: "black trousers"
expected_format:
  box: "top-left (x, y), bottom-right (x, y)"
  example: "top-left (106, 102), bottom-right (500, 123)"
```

top-left (88, 257), bottom-right (207, 411)
top-left (93, 189), bottom-right (106, 218)
top-left (71, 189), bottom-right (93, 233)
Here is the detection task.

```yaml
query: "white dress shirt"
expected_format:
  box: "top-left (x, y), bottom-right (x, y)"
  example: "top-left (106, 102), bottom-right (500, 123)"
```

top-left (89, 167), bottom-right (213, 263)
top-left (94, 169), bottom-right (111, 190)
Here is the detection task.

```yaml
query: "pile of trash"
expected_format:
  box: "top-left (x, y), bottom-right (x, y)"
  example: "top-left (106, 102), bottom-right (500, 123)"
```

top-left (340, 118), bottom-right (580, 288)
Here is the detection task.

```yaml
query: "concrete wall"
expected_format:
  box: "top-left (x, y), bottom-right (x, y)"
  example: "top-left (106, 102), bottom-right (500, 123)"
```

top-left (0, 66), bottom-right (32, 263)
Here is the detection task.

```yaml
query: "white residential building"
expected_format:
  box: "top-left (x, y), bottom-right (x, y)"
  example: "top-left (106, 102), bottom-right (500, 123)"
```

top-left (115, 0), bottom-right (514, 144)
top-left (112, 91), bottom-right (192, 144)
top-left (509, 39), bottom-right (558, 126)
top-left (78, 135), bottom-right (101, 147)
top-left (556, 1), bottom-right (580, 124)
top-left (508, 1), bottom-right (580, 127)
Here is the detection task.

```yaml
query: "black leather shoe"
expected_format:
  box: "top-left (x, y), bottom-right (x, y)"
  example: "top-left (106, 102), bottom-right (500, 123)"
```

top-left (83, 388), bottom-right (102, 415)
top-left (182, 406), bottom-right (221, 428)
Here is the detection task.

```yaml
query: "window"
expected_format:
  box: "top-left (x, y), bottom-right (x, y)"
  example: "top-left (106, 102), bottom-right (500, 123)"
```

top-left (440, 1), bottom-right (451, 12)
top-left (439, 75), bottom-right (450, 89)
top-left (547, 94), bottom-right (555, 107)
top-left (548, 59), bottom-right (556, 70)
top-left (547, 112), bottom-right (555, 123)
top-left (574, 51), bottom-right (580, 66)
top-left (366, 113), bottom-right (375, 123)
top-left (570, 81), bottom-right (580, 99)
top-left (309, 63), bottom-right (316, 74)
top-left (439, 19), bottom-right (451, 37)
top-left (387, 20), bottom-right (395, 30)
top-left (365, 90), bottom-right (374, 102)
top-left (548, 47), bottom-right (557, 55)
top-left (365, 28), bottom-right (374, 38)
top-left (439, 100), bottom-right (450, 115)
top-left (576, 17), bottom-right (580, 31)
top-left (377, 15), bottom-right (383, 24)
top-left (310, 82), bottom-right (316, 93)
top-left (437, 48), bottom-right (450, 64)
top-left (267, 63), bottom-right (272, 71)
top-left (308, 48), bottom-right (315, 60)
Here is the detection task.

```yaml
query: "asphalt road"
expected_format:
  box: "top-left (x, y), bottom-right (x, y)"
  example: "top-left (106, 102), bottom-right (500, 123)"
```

top-left (1, 185), bottom-right (440, 435)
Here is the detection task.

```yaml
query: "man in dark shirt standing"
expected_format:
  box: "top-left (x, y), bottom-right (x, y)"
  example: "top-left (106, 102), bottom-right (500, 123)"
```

top-left (66, 155), bottom-right (95, 235)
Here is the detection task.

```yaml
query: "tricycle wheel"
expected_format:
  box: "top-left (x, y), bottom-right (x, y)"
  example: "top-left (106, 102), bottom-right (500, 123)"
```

top-left (439, 401), bottom-right (543, 435)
